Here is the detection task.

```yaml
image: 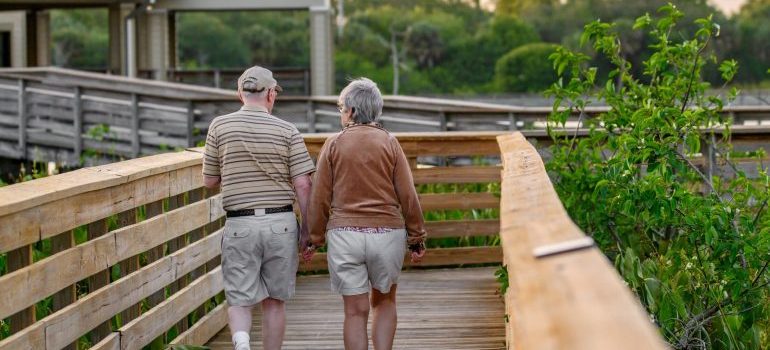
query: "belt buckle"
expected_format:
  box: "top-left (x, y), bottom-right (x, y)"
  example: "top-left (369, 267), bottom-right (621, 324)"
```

top-left (253, 208), bottom-right (267, 217)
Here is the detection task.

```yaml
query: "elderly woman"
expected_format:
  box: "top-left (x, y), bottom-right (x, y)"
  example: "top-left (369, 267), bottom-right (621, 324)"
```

top-left (306, 78), bottom-right (427, 350)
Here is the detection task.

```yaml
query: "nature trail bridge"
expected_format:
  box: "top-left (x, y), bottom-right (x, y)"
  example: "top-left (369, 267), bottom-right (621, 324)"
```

top-left (0, 131), bottom-right (666, 349)
top-left (1, 67), bottom-right (769, 169)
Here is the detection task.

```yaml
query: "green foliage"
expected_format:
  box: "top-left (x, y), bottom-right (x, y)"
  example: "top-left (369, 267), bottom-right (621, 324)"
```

top-left (495, 43), bottom-right (559, 92)
top-left (494, 264), bottom-right (509, 295)
top-left (50, 9), bottom-right (108, 69)
top-left (546, 5), bottom-right (770, 348)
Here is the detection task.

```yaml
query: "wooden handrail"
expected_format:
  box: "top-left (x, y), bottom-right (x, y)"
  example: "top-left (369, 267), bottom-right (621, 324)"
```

top-left (496, 132), bottom-right (667, 349)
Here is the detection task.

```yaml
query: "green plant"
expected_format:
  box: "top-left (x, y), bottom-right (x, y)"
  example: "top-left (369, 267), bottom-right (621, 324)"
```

top-left (495, 43), bottom-right (560, 92)
top-left (546, 4), bottom-right (769, 349)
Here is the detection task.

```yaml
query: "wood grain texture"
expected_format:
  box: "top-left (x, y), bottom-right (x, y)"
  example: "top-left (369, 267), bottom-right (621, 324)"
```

top-left (205, 267), bottom-right (505, 350)
top-left (413, 166), bottom-right (501, 184)
top-left (425, 219), bottom-right (500, 238)
top-left (497, 132), bottom-right (666, 350)
top-left (419, 192), bottom-right (499, 211)
top-left (0, 195), bottom-right (223, 321)
top-left (0, 229), bottom-right (224, 350)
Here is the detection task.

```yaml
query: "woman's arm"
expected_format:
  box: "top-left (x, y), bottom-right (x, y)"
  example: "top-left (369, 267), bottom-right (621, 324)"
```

top-left (391, 137), bottom-right (428, 248)
top-left (308, 139), bottom-right (334, 247)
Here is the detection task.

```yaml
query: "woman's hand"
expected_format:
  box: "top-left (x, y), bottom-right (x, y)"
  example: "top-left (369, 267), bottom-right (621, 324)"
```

top-left (409, 242), bottom-right (426, 263)
top-left (410, 248), bottom-right (426, 263)
top-left (302, 244), bottom-right (316, 263)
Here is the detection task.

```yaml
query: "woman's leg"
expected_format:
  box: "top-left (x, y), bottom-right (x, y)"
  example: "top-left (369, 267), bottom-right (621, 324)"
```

top-left (343, 293), bottom-right (371, 350)
top-left (371, 285), bottom-right (398, 350)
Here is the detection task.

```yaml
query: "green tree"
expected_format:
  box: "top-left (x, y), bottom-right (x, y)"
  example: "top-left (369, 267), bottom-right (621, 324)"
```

top-left (731, 0), bottom-right (770, 83)
top-left (50, 9), bottom-right (108, 69)
top-left (495, 43), bottom-right (558, 92)
top-left (547, 5), bottom-right (769, 348)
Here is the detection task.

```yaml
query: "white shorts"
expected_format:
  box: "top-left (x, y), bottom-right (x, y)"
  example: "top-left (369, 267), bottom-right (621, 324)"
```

top-left (326, 228), bottom-right (407, 295)
top-left (221, 212), bottom-right (299, 306)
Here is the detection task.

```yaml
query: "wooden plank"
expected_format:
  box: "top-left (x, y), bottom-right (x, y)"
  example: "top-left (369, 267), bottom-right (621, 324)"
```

top-left (205, 267), bottom-right (505, 350)
top-left (6, 244), bottom-right (35, 333)
top-left (302, 132), bottom-right (507, 157)
top-left (0, 149), bottom-right (202, 217)
top-left (0, 196), bottom-right (222, 321)
top-left (166, 193), bottom-right (190, 334)
top-left (425, 219), bottom-right (499, 238)
top-left (50, 230), bottom-right (77, 350)
top-left (186, 101), bottom-right (195, 147)
top-left (0, 161), bottom-right (204, 253)
top-left (170, 303), bottom-right (228, 346)
top-left (300, 246), bottom-right (502, 272)
top-left (90, 333), bottom-right (121, 350)
top-left (38, 229), bottom-right (224, 350)
top-left (496, 132), bottom-right (666, 350)
top-left (419, 192), bottom-right (499, 211)
top-left (413, 166), bottom-right (501, 184)
top-left (119, 267), bottom-right (224, 350)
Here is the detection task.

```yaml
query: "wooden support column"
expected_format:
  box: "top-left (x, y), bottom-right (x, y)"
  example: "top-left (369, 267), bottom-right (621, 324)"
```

top-left (73, 86), bottom-right (83, 163)
top-left (17, 79), bottom-right (27, 158)
top-left (130, 93), bottom-right (140, 157)
top-left (186, 101), bottom-right (195, 147)
top-left (306, 100), bottom-right (316, 133)
top-left (309, 5), bottom-right (334, 95)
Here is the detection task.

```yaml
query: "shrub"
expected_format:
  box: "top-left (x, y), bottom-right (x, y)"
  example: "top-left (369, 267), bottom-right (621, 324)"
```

top-left (495, 42), bottom-right (559, 92)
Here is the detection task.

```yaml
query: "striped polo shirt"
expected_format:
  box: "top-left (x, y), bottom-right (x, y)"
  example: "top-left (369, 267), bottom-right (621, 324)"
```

top-left (203, 105), bottom-right (315, 210)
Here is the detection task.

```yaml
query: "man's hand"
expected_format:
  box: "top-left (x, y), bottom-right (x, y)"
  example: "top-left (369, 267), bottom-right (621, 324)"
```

top-left (299, 232), bottom-right (315, 263)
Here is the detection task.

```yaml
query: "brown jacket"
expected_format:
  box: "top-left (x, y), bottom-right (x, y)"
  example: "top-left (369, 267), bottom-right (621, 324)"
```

top-left (308, 124), bottom-right (427, 246)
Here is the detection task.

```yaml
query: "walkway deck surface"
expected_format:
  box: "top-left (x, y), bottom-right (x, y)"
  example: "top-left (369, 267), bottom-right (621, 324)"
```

top-left (206, 267), bottom-right (505, 349)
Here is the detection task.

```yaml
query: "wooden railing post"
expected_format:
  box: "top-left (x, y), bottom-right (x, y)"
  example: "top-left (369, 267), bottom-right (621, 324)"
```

top-left (439, 111), bottom-right (447, 132)
top-left (186, 101), bottom-right (195, 147)
top-left (118, 208), bottom-right (141, 325)
top-left (51, 230), bottom-right (77, 350)
top-left (73, 86), bottom-right (83, 161)
top-left (87, 219), bottom-right (112, 344)
top-left (508, 112), bottom-right (518, 131)
top-left (130, 93), bottom-right (140, 158)
top-left (7, 244), bottom-right (34, 333)
top-left (307, 100), bottom-right (316, 133)
top-left (17, 79), bottom-right (27, 159)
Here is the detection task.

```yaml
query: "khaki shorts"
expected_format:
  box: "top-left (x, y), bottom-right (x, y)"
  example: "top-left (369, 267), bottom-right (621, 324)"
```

top-left (221, 212), bottom-right (299, 306)
top-left (327, 228), bottom-right (407, 295)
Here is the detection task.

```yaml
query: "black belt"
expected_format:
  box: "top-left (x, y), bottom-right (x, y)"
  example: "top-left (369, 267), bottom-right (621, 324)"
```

top-left (226, 204), bottom-right (294, 217)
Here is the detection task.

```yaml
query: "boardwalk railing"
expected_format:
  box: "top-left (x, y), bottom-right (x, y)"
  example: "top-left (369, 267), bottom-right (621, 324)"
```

top-left (1, 67), bottom-right (769, 166)
top-left (0, 132), bottom-right (506, 349)
top-left (0, 147), bottom-right (229, 349)
top-left (497, 132), bottom-right (667, 349)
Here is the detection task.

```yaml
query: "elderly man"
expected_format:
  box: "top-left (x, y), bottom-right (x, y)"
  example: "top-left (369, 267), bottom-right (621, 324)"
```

top-left (203, 66), bottom-right (314, 350)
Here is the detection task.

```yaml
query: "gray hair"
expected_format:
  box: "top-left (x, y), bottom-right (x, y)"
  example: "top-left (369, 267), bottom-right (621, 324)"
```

top-left (339, 78), bottom-right (383, 124)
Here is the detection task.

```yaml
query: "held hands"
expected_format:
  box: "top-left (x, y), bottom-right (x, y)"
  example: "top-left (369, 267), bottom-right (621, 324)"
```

top-left (409, 242), bottom-right (427, 264)
top-left (299, 230), bottom-right (315, 263)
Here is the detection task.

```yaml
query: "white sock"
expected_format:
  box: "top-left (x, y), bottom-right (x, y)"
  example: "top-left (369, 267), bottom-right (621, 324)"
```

top-left (232, 331), bottom-right (250, 349)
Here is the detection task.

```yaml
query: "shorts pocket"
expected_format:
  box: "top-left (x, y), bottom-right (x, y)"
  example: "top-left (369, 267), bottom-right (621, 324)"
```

top-left (268, 219), bottom-right (298, 255)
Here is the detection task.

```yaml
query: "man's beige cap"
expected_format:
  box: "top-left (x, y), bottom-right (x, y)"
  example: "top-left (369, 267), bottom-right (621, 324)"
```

top-left (237, 66), bottom-right (283, 93)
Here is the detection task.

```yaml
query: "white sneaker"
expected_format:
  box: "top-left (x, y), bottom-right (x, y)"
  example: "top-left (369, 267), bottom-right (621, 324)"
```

top-left (234, 342), bottom-right (250, 350)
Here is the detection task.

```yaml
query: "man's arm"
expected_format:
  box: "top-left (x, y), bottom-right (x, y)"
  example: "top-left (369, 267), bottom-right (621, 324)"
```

top-left (293, 174), bottom-right (313, 248)
top-left (203, 175), bottom-right (221, 189)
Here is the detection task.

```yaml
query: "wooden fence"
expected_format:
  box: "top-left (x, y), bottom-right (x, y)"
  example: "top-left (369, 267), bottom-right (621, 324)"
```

top-left (497, 132), bottom-right (667, 349)
top-left (1, 67), bottom-right (769, 167)
top-left (138, 68), bottom-right (310, 94)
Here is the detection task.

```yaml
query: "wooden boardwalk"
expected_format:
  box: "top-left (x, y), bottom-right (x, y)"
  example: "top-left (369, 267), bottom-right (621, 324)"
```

top-left (206, 267), bottom-right (506, 350)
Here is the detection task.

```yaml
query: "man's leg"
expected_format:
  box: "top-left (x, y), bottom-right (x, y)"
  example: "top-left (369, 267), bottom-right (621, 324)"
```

top-left (343, 293), bottom-right (371, 350)
top-left (228, 305), bottom-right (254, 350)
top-left (261, 297), bottom-right (286, 350)
top-left (371, 285), bottom-right (398, 350)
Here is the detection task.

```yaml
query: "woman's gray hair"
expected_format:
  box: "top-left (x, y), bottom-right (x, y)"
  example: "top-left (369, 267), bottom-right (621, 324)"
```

top-left (339, 78), bottom-right (383, 124)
